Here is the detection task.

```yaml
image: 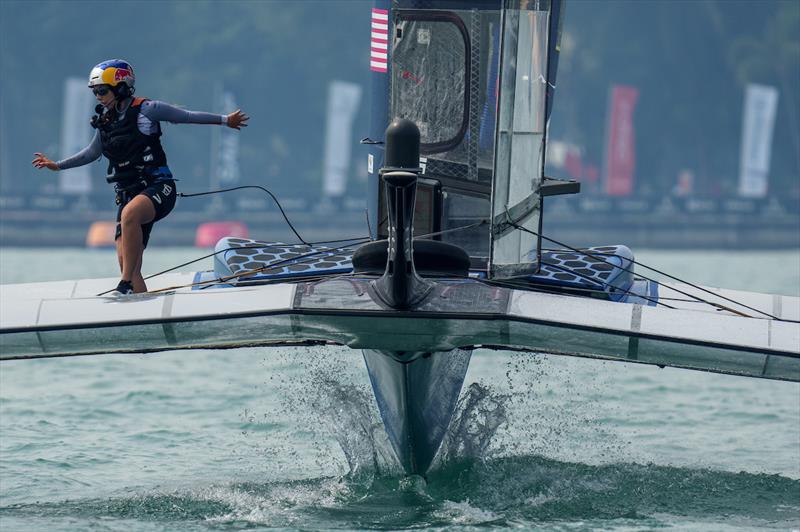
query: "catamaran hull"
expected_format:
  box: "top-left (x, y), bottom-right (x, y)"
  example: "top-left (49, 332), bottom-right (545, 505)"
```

top-left (2, 275), bottom-right (798, 382)
top-left (362, 348), bottom-right (472, 475)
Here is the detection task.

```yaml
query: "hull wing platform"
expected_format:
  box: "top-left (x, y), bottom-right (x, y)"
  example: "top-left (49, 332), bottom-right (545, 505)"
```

top-left (2, 275), bottom-right (798, 382)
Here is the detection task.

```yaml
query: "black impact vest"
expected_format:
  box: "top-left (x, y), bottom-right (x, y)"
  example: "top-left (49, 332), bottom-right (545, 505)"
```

top-left (97, 97), bottom-right (168, 185)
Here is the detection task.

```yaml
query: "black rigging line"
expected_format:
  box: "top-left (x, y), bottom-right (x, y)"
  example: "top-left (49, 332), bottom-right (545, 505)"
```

top-left (511, 220), bottom-right (749, 316)
top-left (541, 260), bottom-right (672, 309)
top-left (138, 208), bottom-right (483, 290)
top-left (484, 259), bottom-right (672, 310)
top-left (148, 238), bottom-right (370, 281)
top-left (508, 219), bottom-right (788, 321)
top-left (179, 185), bottom-right (306, 245)
top-left (417, 219), bottom-right (488, 239)
top-left (100, 182), bottom-right (372, 292)
top-left (138, 218), bottom-right (485, 291)
top-left (481, 276), bottom-right (718, 305)
top-left (215, 271), bottom-right (361, 289)
top-left (364, 208), bottom-right (374, 239)
top-left (170, 240), bottom-right (365, 293)
top-left (189, 221), bottom-right (486, 292)
top-left (180, 185), bottom-right (372, 246)
top-left (551, 246), bottom-right (790, 320)
top-left (479, 276), bottom-right (626, 303)
top-left (114, 182), bottom-right (785, 322)
top-left (144, 244), bottom-right (268, 281)
top-left (96, 237), bottom-right (373, 296)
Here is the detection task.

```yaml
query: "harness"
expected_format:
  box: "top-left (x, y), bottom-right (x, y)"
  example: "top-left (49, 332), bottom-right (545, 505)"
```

top-left (94, 97), bottom-right (171, 202)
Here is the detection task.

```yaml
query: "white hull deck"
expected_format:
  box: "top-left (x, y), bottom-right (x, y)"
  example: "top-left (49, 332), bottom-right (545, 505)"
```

top-left (1, 274), bottom-right (797, 381)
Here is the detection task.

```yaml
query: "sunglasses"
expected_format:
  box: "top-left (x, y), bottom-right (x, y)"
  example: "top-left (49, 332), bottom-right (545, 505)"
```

top-left (92, 86), bottom-right (111, 96)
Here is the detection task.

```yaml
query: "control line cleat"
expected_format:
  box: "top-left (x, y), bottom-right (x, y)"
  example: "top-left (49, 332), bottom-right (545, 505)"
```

top-left (112, 280), bottom-right (134, 296)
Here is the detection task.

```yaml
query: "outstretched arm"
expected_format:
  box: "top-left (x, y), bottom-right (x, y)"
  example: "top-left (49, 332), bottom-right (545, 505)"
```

top-left (140, 100), bottom-right (249, 129)
top-left (32, 131), bottom-right (102, 171)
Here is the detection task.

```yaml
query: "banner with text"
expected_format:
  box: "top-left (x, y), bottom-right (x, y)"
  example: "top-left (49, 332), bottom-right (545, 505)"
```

top-left (59, 78), bottom-right (95, 194)
top-left (603, 85), bottom-right (639, 197)
top-left (738, 83), bottom-right (778, 198)
top-left (216, 90), bottom-right (240, 186)
top-left (323, 80), bottom-right (362, 198)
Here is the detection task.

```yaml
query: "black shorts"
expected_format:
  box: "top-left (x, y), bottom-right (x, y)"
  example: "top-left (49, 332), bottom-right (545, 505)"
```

top-left (115, 179), bottom-right (177, 248)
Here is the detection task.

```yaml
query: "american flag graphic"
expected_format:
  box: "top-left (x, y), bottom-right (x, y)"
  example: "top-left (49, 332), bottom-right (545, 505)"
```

top-left (370, 8), bottom-right (389, 72)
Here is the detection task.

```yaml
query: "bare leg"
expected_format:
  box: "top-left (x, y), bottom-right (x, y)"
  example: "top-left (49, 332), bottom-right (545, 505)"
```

top-left (131, 253), bottom-right (146, 293)
top-left (116, 235), bottom-right (124, 273)
top-left (115, 233), bottom-right (146, 291)
top-left (119, 195), bottom-right (156, 293)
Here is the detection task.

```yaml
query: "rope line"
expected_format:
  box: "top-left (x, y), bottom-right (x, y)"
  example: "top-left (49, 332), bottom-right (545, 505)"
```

top-left (146, 241), bottom-right (362, 294)
top-left (103, 183), bottom-right (789, 323)
top-left (542, 246), bottom-right (783, 320)
top-left (141, 219), bottom-right (486, 295)
top-left (508, 220), bottom-right (787, 321)
top-left (179, 185), bottom-right (310, 244)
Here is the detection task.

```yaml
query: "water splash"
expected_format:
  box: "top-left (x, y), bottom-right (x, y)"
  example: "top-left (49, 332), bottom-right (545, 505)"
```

top-left (3, 458), bottom-right (798, 529)
top-left (249, 347), bottom-right (621, 480)
top-left (436, 382), bottom-right (509, 466)
top-left (247, 346), bottom-right (403, 481)
top-left (307, 376), bottom-right (401, 479)
top-left (491, 351), bottom-right (633, 465)
top-left (212, 346), bottom-right (800, 529)
top-left (264, 347), bottom-right (518, 480)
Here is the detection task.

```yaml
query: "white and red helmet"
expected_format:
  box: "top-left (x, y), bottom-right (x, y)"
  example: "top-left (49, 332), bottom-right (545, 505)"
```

top-left (88, 59), bottom-right (135, 91)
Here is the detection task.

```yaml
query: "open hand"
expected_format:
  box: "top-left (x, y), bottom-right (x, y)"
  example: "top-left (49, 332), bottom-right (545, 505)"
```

top-left (226, 109), bottom-right (249, 130)
top-left (32, 152), bottom-right (59, 171)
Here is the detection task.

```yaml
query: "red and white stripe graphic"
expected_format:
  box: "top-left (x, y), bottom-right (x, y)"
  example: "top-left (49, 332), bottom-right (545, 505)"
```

top-left (370, 8), bottom-right (389, 72)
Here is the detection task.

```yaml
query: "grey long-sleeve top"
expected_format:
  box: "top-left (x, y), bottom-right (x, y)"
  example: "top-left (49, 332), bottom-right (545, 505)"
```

top-left (56, 100), bottom-right (227, 170)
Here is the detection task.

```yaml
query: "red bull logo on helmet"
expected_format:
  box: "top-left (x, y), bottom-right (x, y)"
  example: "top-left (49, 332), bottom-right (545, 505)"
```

top-left (114, 68), bottom-right (131, 82)
top-left (99, 63), bottom-right (134, 86)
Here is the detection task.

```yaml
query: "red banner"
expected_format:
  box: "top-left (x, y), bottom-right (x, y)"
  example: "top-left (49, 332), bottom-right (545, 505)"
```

top-left (604, 85), bottom-right (639, 196)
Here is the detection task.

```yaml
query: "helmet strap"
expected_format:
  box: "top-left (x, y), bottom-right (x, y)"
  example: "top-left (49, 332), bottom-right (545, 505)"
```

top-left (112, 83), bottom-right (133, 100)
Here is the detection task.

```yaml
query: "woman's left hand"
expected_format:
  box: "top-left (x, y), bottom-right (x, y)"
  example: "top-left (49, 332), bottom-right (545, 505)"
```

top-left (226, 109), bottom-right (249, 130)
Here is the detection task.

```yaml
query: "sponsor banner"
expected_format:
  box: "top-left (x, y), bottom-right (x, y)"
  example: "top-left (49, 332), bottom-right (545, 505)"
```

top-left (59, 78), bottom-right (95, 194)
top-left (603, 85), bottom-right (639, 197)
top-left (209, 85), bottom-right (240, 194)
top-left (738, 84), bottom-right (778, 198)
top-left (323, 81), bottom-right (362, 197)
top-left (561, 195), bottom-right (788, 217)
top-left (0, 94), bottom-right (9, 184)
top-left (217, 90), bottom-right (240, 185)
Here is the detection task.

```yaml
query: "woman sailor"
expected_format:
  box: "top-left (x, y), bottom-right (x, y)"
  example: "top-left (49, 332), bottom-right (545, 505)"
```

top-left (32, 59), bottom-right (249, 295)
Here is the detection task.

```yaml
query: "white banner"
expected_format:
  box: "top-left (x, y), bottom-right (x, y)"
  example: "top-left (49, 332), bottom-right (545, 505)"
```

top-left (217, 90), bottom-right (240, 185)
top-left (738, 84), bottom-right (779, 198)
top-left (59, 78), bottom-right (95, 194)
top-left (0, 91), bottom-right (9, 183)
top-left (323, 81), bottom-right (362, 198)
top-left (209, 85), bottom-right (240, 193)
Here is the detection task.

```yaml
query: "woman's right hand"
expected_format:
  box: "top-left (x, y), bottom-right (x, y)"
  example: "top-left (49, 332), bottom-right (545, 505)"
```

top-left (225, 109), bottom-right (249, 130)
top-left (32, 153), bottom-right (59, 171)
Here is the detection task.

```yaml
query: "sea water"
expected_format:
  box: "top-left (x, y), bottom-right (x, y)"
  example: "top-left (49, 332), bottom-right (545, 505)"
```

top-left (0, 247), bottom-right (798, 531)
